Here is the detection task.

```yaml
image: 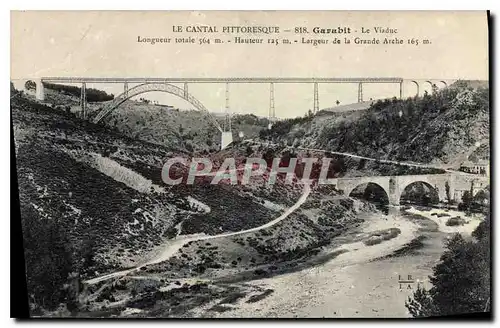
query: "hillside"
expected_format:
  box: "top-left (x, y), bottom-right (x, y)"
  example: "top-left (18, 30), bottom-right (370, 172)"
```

top-left (13, 90), bottom-right (374, 315)
top-left (260, 81), bottom-right (489, 167)
top-left (106, 103), bottom-right (271, 152)
top-left (13, 80), bottom-right (490, 317)
top-left (321, 100), bottom-right (375, 113)
top-left (38, 87), bottom-right (269, 152)
top-left (12, 94), bottom-right (288, 279)
top-left (13, 95), bottom-right (189, 274)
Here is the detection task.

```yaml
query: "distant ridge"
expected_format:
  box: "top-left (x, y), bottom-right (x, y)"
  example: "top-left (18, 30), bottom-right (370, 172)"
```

top-left (321, 100), bottom-right (376, 113)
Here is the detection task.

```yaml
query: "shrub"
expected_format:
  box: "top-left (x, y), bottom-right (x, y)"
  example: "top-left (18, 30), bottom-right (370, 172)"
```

top-left (253, 268), bottom-right (267, 276)
top-left (364, 228), bottom-right (400, 245)
top-left (446, 217), bottom-right (466, 226)
top-left (21, 205), bottom-right (74, 311)
top-left (364, 236), bottom-right (383, 246)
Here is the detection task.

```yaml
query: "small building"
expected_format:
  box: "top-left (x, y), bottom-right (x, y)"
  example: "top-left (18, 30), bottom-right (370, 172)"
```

top-left (459, 160), bottom-right (489, 177)
top-left (454, 181), bottom-right (489, 203)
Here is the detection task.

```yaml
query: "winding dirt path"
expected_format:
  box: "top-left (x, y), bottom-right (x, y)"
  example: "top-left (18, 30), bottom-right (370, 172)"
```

top-left (84, 183), bottom-right (311, 285)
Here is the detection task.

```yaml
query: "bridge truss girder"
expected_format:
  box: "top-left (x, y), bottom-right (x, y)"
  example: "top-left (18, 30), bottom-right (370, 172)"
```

top-left (92, 82), bottom-right (223, 132)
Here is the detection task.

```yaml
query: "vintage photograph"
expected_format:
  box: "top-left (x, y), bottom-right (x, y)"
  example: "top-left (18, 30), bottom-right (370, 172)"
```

top-left (10, 11), bottom-right (490, 318)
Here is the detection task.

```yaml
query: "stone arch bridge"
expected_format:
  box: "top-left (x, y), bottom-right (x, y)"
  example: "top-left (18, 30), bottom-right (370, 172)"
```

top-left (334, 173), bottom-right (488, 206)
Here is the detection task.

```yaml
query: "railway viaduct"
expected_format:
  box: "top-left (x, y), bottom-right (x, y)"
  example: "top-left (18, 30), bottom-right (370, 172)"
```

top-left (27, 77), bottom-right (457, 150)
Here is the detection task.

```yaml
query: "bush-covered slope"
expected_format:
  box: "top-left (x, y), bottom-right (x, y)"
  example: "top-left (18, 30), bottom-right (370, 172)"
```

top-left (42, 82), bottom-right (115, 102)
top-left (260, 81), bottom-right (489, 166)
top-left (105, 102), bottom-right (270, 152)
top-left (13, 96), bottom-right (193, 274)
top-left (12, 93), bottom-right (287, 312)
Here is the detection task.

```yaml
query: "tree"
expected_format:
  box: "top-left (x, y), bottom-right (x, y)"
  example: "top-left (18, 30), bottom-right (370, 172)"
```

top-left (459, 181), bottom-right (475, 214)
top-left (81, 235), bottom-right (97, 270)
top-left (472, 211), bottom-right (490, 241)
top-left (458, 190), bottom-right (472, 213)
top-left (21, 205), bottom-right (74, 312)
top-left (432, 83), bottom-right (439, 94)
top-left (11, 81), bottom-right (17, 95)
top-left (473, 189), bottom-right (489, 207)
top-left (405, 284), bottom-right (438, 317)
top-left (405, 224), bottom-right (491, 317)
top-left (433, 184), bottom-right (439, 203)
top-left (245, 145), bottom-right (253, 157)
top-left (445, 181), bottom-right (451, 204)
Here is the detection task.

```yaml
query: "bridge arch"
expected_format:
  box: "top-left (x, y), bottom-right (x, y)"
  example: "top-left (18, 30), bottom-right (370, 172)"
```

top-left (347, 182), bottom-right (390, 205)
top-left (410, 80), bottom-right (419, 97)
top-left (24, 79), bottom-right (45, 101)
top-left (399, 181), bottom-right (439, 205)
top-left (423, 80), bottom-right (435, 95)
top-left (439, 80), bottom-right (448, 88)
top-left (92, 83), bottom-right (223, 132)
top-left (25, 80), bottom-right (36, 91)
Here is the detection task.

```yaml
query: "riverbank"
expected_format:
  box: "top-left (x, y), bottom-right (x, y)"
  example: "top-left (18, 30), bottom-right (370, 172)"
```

top-left (208, 206), bottom-right (479, 318)
top-left (203, 208), bottom-right (418, 318)
top-left (405, 207), bottom-right (483, 235)
top-left (82, 204), bottom-right (482, 318)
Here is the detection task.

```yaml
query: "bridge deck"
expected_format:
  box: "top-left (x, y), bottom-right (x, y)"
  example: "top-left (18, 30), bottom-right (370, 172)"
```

top-left (40, 77), bottom-right (404, 84)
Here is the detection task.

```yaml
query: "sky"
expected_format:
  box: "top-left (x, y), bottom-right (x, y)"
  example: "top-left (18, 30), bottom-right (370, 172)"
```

top-left (11, 11), bottom-right (489, 118)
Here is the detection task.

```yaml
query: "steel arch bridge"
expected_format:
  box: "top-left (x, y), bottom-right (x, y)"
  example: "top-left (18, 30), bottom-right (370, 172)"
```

top-left (92, 82), bottom-right (223, 132)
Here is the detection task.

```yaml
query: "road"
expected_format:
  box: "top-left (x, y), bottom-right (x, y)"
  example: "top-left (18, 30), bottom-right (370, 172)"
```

top-left (243, 140), bottom-right (482, 176)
